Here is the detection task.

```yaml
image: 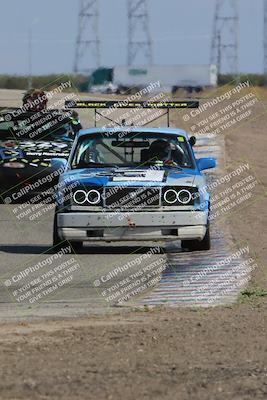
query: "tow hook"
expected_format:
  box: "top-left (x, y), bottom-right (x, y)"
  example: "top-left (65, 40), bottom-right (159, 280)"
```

top-left (127, 217), bottom-right (136, 229)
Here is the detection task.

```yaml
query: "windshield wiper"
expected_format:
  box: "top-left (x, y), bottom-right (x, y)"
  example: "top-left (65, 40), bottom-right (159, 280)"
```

top-left (145, 162), bottom-right (183, 170)
top-left (73, 162), bottom-right (120, 169)
top-left (163, 164), bottom-right (183, 170)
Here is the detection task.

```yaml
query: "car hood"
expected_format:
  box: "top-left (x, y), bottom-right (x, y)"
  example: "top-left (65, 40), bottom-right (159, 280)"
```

top-left (62, 167), bottom-right (199, 188)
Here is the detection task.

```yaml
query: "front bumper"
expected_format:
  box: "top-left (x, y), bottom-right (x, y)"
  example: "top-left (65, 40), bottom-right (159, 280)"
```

top-left (57, 210), bottom-right (208, 242)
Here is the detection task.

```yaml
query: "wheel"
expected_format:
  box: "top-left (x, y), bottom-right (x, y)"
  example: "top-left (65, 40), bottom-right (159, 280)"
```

top-left (69, 241), bottom-right (83, 253)
top-left (53, 212), bottom-right (61, 246)
top-left (181, 225), bottom-right (211, 251)
top-left (52, 212), bottom-right (67, 252)
top-left (53, 212), bottom-right (83, 253)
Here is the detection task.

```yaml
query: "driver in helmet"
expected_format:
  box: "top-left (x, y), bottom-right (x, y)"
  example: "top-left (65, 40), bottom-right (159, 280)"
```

top-left (149, 139), bottom-right (183, 165)
top-left (22, 89), bottom-right (48, 111)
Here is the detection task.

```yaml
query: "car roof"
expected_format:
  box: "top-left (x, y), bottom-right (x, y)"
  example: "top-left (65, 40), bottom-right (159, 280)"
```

top-left (77, 127), bottom-right (189, 139)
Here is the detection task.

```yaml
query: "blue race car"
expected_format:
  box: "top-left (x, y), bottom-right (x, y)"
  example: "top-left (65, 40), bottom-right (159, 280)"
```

top-left (52, 127), bottom-right (216, 252)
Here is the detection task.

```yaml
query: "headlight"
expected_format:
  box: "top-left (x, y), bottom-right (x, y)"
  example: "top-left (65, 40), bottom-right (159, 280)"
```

top-left (73, 190), bottom-right (87, 205)
top-left (87, 189), bottom-right (101, 205)
top-left (73, 189), bottom-right (101, 205)
top-left (177, 189), bottom-right (192, 204)
top-left (163, 189), bottom-right (178, 204)
top-left (162, 187), bottom-right (196, 206)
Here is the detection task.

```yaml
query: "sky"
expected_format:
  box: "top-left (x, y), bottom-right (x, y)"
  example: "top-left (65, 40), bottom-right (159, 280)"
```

top-left (0, 0), bottom-right (263, 75)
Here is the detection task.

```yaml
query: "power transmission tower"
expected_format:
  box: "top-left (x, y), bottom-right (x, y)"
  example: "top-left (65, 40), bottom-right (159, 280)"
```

top-left (74, 0), bottom-right (100, 74)
top-left (264, 0), bottom-right (267, 79)
top-left (210, 0), bottom-right (239, 75)
top-left (127, 0), bottom-right (153, 66)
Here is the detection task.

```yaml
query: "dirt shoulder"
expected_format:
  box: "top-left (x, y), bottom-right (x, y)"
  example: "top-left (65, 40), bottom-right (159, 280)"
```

top-left (0, 304), bottom-right (266, 400)
top-left (225, 102), bottom-right (267, 289)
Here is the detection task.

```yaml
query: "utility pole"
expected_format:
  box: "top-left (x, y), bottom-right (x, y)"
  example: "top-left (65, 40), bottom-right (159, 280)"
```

top-left (74, 0), bottom-right (100, 74)
top-left (127, 0), bottom-right (153, 66)
top-left (28, 27), bottom-right (33, 90)
top-left (264, 0), bottom-right (267, 83)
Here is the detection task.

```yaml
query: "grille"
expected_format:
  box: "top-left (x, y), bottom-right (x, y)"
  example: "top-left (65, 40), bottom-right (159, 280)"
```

top-left (104, 187), bottom-right (161, 209)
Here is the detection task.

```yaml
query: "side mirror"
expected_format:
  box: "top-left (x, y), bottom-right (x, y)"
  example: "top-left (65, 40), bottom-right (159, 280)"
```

top-left (50, 157), bottom-right (68, 171)
top-left (68, 130), bottom-right (75, 139)
top-left (197, 157), bottom-right (216, 171)
top-left (189, 136), bottom-right (196, 147)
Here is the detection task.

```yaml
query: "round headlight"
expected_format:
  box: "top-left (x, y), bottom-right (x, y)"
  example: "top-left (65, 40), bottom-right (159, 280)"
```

top-left (87, 189), bottom-right (101, 205)
top-left (73, 190), bottom-right (87, 205)
top-left (177, 189), bottom-right (192, 204)
top-left (163, 189), bottom-right (178, 204)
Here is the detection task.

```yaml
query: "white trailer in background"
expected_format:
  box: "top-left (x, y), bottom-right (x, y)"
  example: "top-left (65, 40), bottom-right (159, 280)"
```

top-left (113, 65), bottom-right (218, 93)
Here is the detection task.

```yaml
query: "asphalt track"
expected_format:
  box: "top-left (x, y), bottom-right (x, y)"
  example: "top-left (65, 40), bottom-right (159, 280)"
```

top-left (0, 90), bottom-right (251, 321)
top-left (0, 204), bottom-right (165, 321)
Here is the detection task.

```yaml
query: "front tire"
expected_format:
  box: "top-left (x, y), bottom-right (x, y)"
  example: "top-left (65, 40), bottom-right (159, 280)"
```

top-left (53, 213), bottom-right (83, 253)
top-left (53, 212), bottom-right (61, 247)
top-left (69, 241), bottom-right (83, 253)
top-left (53, 212), bottom-right (69, 252)
top-left (181, 225), bottom-right (211, 251)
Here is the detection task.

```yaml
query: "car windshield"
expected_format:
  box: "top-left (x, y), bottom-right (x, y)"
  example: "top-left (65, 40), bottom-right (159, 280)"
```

top-left (71, 132), bottom-right (194, 169)
top-left (0, 115), bottom-right (74, 142)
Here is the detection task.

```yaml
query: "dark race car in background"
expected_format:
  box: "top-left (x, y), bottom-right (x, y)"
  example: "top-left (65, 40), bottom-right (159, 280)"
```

top-left (0, 108), bottom-right (82, 204)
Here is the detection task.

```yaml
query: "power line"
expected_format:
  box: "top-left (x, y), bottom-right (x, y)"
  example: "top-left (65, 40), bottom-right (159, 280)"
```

top-left (74, 0), bottom-right (100, 74)
top-left (264, 0), bottom-right (267, 78)
top-left (210, 0), bottom-right (239, 74)
top-left (127, 0), bottom-right (153, 66)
